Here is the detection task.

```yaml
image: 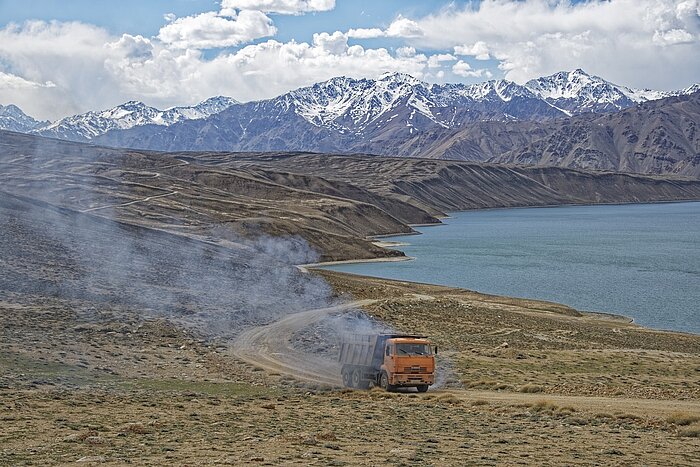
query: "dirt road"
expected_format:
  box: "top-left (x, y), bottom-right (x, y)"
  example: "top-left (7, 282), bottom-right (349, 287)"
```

top-left (231, 299), bottom-right (376, 386)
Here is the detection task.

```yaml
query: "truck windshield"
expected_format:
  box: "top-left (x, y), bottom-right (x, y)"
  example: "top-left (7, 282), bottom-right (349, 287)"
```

top-left (395, 343), bottom-right (431, 355)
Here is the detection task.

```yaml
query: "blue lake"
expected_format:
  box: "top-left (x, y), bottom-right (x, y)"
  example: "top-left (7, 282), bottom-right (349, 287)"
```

top-left (322, 202), bottom-right (700, 334)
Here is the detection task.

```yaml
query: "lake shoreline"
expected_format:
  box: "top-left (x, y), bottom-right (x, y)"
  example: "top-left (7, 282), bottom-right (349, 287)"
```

top-left (310, 200), bottom-right (700, 336)
top-left (372, 198), bottom-right (700, 241)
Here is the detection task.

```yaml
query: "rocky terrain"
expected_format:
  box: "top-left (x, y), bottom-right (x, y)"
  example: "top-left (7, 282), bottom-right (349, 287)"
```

top-left (402, 91), bottom-right (700, 177)
top-left (1, 131), bottom-right (699, 464)
top-left (3, 131), bottom-right (700, 263)
top-left (2, 266), bottom-right (699, 465)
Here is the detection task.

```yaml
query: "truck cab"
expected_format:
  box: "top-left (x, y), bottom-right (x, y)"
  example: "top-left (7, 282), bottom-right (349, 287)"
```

top-left (339, 334), bottom-right (436, 392)
top-left (380, 337), bottom-right (435, 392)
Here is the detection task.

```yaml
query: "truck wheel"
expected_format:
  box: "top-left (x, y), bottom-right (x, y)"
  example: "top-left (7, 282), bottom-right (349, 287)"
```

top-left (379, 372), bottom-right (395, 392)
top-left (351, 368), bottom-right (362, 389)
top-left (341, 369), bottom-right (352, 388)
top-left (416, 384), bottom-right (429, 393)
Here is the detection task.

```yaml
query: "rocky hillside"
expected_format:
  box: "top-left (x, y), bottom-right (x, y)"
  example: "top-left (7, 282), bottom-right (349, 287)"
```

top-left (494, 92), bottom-right (700, 177)
top-left (397, 91), bottom-right (700, 178)
top-left (2, 131), bottom-right (700, 262)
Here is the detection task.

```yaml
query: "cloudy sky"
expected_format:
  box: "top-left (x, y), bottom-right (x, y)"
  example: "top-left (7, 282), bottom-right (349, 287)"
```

top-left (0, 0), bottom-right (698, 120)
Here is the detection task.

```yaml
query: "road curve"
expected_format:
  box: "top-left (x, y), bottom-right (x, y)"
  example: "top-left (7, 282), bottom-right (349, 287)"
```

top-left (231, 299), bottom-right (376, 387)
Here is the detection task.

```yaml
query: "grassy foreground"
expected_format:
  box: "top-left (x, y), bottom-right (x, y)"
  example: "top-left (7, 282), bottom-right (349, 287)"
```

top-left (1, 271), bottom-right (699, 465)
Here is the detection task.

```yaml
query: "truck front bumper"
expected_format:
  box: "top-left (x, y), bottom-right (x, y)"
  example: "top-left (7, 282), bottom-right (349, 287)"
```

top-left (391, 373), bottom-right (434, 386)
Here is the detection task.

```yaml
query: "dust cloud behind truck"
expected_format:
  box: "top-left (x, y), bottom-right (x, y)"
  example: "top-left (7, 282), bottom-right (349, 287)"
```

top-left (339, 334), bottom-right (436, 392)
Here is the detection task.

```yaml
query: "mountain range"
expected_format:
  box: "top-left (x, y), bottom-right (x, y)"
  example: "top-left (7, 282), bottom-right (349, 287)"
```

top-left (2, 69), bottom-right (699, 177)
top-left (0, 104), bottom-right (48, 133)
top-left (35, 96), bottom-right (239, 141)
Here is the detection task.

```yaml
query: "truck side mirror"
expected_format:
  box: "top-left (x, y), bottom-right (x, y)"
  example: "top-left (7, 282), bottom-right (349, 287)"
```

top-left (434, 346), bottom-right (438, 355)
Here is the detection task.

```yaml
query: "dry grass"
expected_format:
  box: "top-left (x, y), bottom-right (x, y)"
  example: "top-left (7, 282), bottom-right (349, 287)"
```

top-left (435, 394), bottom-right (461, 405)
top-left (518, 384), bottom-right (544, 393)
top-left (531, 400), bottom-right (558, 413)
top-left (666, 412), bottom-right (700, 426)
top-left (678, 425), bottom-right (700, 438)
top-left (120, 423), bottom-right (151, 435)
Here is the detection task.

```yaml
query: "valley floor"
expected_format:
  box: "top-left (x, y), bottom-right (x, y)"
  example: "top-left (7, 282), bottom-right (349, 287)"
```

top-left (2, 271), bottom-right (699, 466)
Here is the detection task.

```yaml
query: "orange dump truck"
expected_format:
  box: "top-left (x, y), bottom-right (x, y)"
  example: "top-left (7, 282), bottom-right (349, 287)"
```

top-left (339, 334), bottom-right (436, 392)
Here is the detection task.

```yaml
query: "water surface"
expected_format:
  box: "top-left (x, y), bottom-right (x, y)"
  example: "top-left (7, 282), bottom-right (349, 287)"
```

top-left (322, 202), bottom-right (700, 334)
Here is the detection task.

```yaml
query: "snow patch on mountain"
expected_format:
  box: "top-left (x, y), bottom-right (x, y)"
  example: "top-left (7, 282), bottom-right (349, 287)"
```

top-left (525, 69), bottom-right (694, 114)
top-left (280, 73), bottom-right (559, 133)
top-left (35, 97), bottom-right (238, 141)
top-left (0, 104), bottom-right (48, 133)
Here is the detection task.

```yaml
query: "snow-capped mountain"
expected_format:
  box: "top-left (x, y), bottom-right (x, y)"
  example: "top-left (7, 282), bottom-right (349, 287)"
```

top-left (86, 70), bottom-right (698, 155)
top-left (34, 96), bottom-right (238, 141)
top-left (6, 68), bottom-right (698, 165)
top-left (276, 72), bottom-right (562, 134)
top-left (0, 104), bottom-right (48, 133)
top-left (524, 69), bottom-right (685, 115)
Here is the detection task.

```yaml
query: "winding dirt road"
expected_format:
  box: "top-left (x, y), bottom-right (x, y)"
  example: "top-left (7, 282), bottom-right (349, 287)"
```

top-left (231, 299), bottom-right (376, 386)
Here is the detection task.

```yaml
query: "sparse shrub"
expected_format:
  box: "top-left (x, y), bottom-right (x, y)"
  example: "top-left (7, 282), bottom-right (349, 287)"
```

top-left (678, 425), bottom-right (700, 438)
top-left (565, 417), bottom-right (589, 426)
top-left (615, 413), bottom-right (641, 421)
top-left (667, 412), bottom-right (700, 426)
top-left (466, 379), bottom-right (499, 389)
top-left (436, 394), bottom-right (461, 405)
top-left (317, 431), bottom-right (337, 441)
top-left (471, 399), bottom-right (489, 406)
top-left (532, 400), bottom-right (557, 412)
top-left (518, 384), bottom-right (543, 393)
top-left (122, 423), bottom-right (150, 434)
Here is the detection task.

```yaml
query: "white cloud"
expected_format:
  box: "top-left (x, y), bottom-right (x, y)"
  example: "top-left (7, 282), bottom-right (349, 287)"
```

top-left (346, 17), bottom-right (424, 40)
top-left (385, 16), bottom-right (423, 38)
top-left (105, 34), bottom-right (154, 60)
top-left (0, 71), bottom-right (55, 89)
top-left (221, 0), bottom-right (335, 15)
top-left (347, 27), bottom-right (384, 39)
top-left (157, 10), bottom-right (276, 49)
top-left (452, 60), bottom-right (493, 79)
top-left (454, 41), bottom-right (490, 60)
top-left (396, 46), bottom-right (417, 58)
top-left (312, 30), bottom-right (348, 54)
top-left (653, 28), bottom-right (695, 44)
top-left (391, 0), bottom-right (700, 90)
top-left (427, 53), bottom-right (455, 68)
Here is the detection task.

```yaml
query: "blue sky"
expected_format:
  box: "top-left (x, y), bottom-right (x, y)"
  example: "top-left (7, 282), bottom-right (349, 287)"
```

top-left (0, 1), bottom-right (697, 120)
top-left (0, 1), bottom-right (453, 38)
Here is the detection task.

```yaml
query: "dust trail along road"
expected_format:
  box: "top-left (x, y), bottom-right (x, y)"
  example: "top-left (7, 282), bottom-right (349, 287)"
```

top-left (231, 300), bottom-right (376, 386)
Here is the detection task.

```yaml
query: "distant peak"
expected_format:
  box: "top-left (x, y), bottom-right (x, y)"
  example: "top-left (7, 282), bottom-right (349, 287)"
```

top-left (0, 103), bottom-right (25, 115)
top-left (200, 96), bottom-right (238, 104)
top-left (119, 100), bottom-right (147, 109)
top-left (570, 68), bottom-right (589, 76)
top-left (378, 71), bottom-right (422, 84)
